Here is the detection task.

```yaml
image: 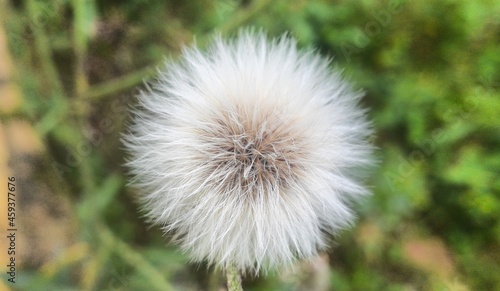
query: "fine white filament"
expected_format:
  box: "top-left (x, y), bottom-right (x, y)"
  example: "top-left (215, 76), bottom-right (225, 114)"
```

top-left (123, 30), bottom-right (374, 274)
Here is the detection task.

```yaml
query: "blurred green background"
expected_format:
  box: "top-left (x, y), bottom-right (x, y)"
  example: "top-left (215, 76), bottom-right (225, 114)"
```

top-left (0, 0), bottom-right (499, 290)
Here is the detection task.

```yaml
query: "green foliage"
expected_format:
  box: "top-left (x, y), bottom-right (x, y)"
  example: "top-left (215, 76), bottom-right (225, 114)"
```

top-left (1, 0), bottom-right (498, 289)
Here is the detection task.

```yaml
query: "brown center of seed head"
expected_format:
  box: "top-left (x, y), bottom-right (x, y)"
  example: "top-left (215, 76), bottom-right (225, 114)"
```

top-left (202, 105), bottom-right (308, 199)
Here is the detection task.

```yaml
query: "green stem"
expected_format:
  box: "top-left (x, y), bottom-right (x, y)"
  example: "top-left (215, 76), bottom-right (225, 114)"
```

top-left (226, 264), bottom-right (243, 291)
top-left (82, 0), bottom-right (272, 102)
top-left (72, 0), bottom-right (94, 116)
top-left (26, 0), bottom-right (65, 100)
top-left (83, 66), bottom-right (156, 100)
top-left (98, 223), bottom-right (175, 291)
top-left (26, 0), bottom-right (68, 135)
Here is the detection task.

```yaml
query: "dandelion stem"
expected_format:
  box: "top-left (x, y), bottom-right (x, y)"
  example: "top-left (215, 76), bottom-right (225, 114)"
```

top-left (226, 264), bottom-right (243, 291)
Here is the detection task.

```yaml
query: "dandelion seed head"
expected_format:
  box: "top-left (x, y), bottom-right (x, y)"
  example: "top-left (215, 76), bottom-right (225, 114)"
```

top-left (123, 30), bottom-right (374, 274)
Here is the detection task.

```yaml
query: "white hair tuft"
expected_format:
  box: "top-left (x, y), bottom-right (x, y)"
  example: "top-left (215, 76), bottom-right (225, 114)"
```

top-left (123, 29), bottom-right (374, 274)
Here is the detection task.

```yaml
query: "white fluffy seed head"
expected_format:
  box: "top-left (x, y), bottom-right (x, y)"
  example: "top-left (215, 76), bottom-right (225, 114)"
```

top-left (123, 30), bottom-right (374, 274)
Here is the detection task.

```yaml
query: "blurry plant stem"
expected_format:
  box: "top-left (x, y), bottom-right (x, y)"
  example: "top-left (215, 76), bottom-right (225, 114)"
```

top-left (98, 223), bottom-right (174, 291)
top-left (81, 244), bottom-right (110, 291)
top-left (83, 66), bottom-right (156, 100)
top-left (40, 242), bottom-right (89, 278)
top-left (26, 0), bottom-right (68, 135)
top-left (72, 0), bottom-right (93, 116)
top-left (82, 0), bottom-right (271, 102)
top-left (226, 264), bottom-right (243, 291)
top-left (26, 0), bottom-right (65, 99)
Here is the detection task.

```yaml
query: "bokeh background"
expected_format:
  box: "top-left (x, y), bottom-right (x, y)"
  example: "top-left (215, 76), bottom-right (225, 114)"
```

top-left (0, 0), bottom-right (499, 290)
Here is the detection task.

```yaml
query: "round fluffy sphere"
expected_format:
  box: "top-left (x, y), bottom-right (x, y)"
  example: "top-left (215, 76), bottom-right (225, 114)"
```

top-left (123, 30), bottom-right (373, 273)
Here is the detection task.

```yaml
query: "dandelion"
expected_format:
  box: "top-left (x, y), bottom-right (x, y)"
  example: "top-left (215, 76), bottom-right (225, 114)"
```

top-left (123, 30), bottom-right (373, 280)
